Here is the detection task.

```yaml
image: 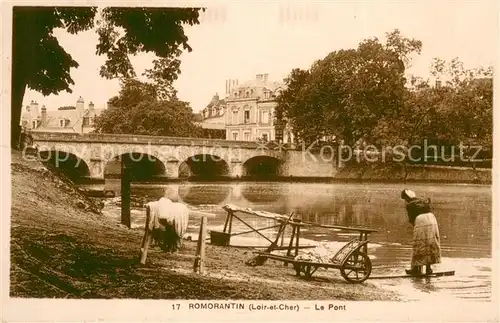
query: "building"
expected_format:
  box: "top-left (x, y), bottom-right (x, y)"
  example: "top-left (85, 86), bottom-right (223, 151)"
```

top-left (20, 97), bottom-right (105, 133)
top-left (224, 73), bottom-right (283, 142)
top-left (199, 73), bottom-right (293, 143)
top-left (198, 93), bottom-right (227, 130)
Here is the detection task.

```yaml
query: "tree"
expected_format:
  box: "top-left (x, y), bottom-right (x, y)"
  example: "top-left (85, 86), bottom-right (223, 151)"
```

top-left (11, 6), bottom-right (204, 146)
top-left (385, 58), bottom-right (493, 164)
top-left (93, 78), bottom-right (202, 137)
top-left (275, 68), bottom-right (310, 142)
top-left (277, 30), bottom-right (422, 146)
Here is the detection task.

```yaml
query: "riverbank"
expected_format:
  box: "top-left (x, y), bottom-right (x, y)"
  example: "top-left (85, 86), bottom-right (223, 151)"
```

top-left (10, 150), bottom-right (399, 300)
top-left (81, 162), bottom-right (491, 185)
top-left (334, 162), bottom-right (491, 184)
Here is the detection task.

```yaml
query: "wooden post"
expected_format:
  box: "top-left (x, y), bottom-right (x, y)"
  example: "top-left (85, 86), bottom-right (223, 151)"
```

top-left (121, 160), bottom-right (131, 228)
top-left (193, 216), bottom-right (208, 274)
top-left (280, 224), bottom-right (285, 247)
top-left (140, 206), bottom-right (152, 265)
top-left (295, 226), bottom-right (300, 256)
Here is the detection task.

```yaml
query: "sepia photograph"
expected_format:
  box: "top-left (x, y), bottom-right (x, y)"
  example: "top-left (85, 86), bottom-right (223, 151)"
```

top-left (2, 1), bottom-right (498, 322)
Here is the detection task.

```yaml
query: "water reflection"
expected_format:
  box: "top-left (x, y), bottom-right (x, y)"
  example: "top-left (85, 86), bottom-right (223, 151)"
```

top-left (179, 185), bottom-right (231, 205)
top-left (103, 180), bottom-right (491, 255)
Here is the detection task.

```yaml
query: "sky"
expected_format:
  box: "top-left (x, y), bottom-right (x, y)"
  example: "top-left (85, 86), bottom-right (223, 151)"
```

top-left (22, 1), bottom-right (498, 113)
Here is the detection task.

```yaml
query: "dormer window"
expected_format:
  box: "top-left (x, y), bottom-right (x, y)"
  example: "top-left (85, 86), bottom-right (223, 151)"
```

top-left (32, 120), bottom-right (38, 129)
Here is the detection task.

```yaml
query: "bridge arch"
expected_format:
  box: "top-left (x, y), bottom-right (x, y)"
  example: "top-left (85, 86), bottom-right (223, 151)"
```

top-left (38, 150), bottom-right (90, 183)
top-left (104, 152), bottom-right (167, 181)
top-left (242, 156), bottom-right (282, 179)
top-left (179, 154), bottom-right (230, 180)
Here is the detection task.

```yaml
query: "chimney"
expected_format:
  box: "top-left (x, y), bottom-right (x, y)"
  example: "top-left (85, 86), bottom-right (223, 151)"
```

top-left (263, 73), bottom-right (269, 83)
top-left (41, 106), bottom-right (47, 126)
top-left (256, 74), bottom-right (263, 81)
top-left (89, 101), bottom-right (95, 113)
top-left (76, 96), bottom-right (84, 115)
top-left (30, 100), bottom-right (39, 118)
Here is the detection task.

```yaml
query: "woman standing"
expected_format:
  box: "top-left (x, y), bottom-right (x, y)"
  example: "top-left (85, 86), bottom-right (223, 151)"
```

top-left (401, 189), bottom-right (442, 275)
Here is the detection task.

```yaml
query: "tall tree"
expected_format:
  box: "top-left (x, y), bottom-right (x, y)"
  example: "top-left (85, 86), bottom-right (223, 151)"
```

top-left (93, 78), bottom-right (202, 137)
top-left (275, 68), bottom-right (310, 142)
top-left (277, 30), bottom-right (422, 146)
top-left (11, 6), bottom-right (204, 146)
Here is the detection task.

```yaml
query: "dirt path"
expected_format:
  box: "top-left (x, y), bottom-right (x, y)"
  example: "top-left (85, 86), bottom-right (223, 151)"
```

top-left (10, 150), bottom-right (399, 300)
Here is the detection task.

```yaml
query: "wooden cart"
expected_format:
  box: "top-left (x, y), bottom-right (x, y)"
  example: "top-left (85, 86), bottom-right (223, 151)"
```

top-left (253, 235), bottom-right (374, 283)
top-left (250, 219), bottom-right (378, 283)
top-left (210, 204), bottom-right (315, 252)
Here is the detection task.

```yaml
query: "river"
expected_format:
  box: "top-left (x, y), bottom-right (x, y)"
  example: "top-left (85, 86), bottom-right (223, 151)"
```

top-left (93, 180), bottom-right (492, 302)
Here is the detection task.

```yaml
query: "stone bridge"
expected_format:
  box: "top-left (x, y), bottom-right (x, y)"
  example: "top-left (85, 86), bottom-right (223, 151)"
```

top-left (30, 132), bottom-right (338, 181)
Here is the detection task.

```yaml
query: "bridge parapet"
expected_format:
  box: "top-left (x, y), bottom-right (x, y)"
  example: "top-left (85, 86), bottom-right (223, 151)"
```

top-left (31, 131), bottom-right (264, 149)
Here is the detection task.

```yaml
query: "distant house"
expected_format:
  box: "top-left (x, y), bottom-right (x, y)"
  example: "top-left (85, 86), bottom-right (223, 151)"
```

top-left (197, 93), bottom-right (227, 130)
top-left (224, 73), bottom-right (293, 143)
top-left (20, 97), bottom-right (105, 133)
top-left (198, 74), bottom-right (295, 143)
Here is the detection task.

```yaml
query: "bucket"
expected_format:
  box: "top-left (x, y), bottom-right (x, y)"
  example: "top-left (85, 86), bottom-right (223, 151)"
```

top-left (210, 231), bottom-right (231, 246)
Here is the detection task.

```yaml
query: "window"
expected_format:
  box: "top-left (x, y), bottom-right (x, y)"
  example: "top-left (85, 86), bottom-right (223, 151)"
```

top-left (244, 110), bottom-right (250, 123)
top-left (232, 132), bottom-right (239, 140)
top-left (262, 111), bottom-right (269, 124)
top-left (59, 119), bottom-right (65, 127)
top-left (232, 110), bottom-right (238, 124)
top-left (82, 116), bottom-right (90, 127)
top-left (263, 91), bottom-right (269, 99)
top-left (244, 132), bottom-right (250, 141)
top-left (262, 133), bottom-right (268, 142)
top-left (245, 91), bottom-right (249, 98)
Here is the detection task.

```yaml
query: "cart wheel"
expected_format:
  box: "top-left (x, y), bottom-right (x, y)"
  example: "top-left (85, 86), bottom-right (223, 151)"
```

top-left (340, 251), bottom-right (372, 283)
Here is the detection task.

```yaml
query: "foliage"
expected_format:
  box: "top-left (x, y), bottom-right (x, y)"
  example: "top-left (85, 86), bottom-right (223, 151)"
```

top-left (277, 29), bottom-right (422, 146)
top-left (11, 6), bottom-right (204, 144)
top-left (93, 79), bottom-right (202, 137)
top-left (275, 68), bottom-right (310, 142)
top-left (277, 29), bottom-right (492, 160)
top-left (401, 59), bottom-right (493, 153)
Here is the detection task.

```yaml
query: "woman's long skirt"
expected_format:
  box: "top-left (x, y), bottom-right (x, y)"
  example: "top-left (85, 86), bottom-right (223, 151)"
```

top-left (412, 212), bottom-right (441, 267)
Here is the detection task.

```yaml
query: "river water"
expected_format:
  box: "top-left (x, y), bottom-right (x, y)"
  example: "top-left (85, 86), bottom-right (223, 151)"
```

top-left (94, 181), bottom-right (492, 302)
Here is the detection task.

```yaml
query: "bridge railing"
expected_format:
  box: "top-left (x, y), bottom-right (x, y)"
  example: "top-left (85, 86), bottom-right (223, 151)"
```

top-left (30, 131), bottom-right (268, 149)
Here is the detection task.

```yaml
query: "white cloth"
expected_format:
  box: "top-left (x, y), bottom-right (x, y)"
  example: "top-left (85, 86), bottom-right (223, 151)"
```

top-left (404, 189), bottom-right (416, 199)
top-left (146, 197), bottom-right (190, 239)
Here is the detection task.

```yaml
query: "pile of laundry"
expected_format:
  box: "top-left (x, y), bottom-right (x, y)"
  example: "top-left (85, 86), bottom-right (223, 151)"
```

top-left (294, 242), bottom-right (340, 263)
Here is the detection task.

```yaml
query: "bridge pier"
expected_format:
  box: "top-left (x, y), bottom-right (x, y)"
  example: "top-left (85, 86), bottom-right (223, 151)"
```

top-left (230, 160), bottom-right (243, 178)
top-left (165, 159), bottom-right (180, 178)
top-left (88, 159), bottom-right (105, 181)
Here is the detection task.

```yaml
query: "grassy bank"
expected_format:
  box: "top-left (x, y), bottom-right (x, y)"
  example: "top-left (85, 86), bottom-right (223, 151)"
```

top-left (10, 150), bottom-right (398, 300)
top-left (334, 162), bottom-right (491, 184)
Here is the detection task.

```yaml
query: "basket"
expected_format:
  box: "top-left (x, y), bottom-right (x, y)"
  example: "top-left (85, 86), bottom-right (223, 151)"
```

top-left (210, 231), bottom-right (231, 246)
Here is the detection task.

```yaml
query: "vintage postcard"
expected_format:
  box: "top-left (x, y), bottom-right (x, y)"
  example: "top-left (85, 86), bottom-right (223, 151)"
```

top-left (1, 0), bottom-right (498, 322)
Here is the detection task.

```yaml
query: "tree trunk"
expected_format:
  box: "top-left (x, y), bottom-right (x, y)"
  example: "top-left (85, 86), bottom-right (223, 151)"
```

top-left (11, 9), bottom-right (29, 149)
top-left (11, 78), bottom-right (26, 149)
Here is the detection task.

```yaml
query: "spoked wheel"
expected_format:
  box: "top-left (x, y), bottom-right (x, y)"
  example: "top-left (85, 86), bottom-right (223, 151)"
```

top-left (340, 251), bottom-right (372, 283)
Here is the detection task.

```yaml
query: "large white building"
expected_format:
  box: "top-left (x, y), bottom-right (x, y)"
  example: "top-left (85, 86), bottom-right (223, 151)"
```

top-left (199, 74), bottom-right (295, 143)
top-left (20, 97), bottom-right (105, 133)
